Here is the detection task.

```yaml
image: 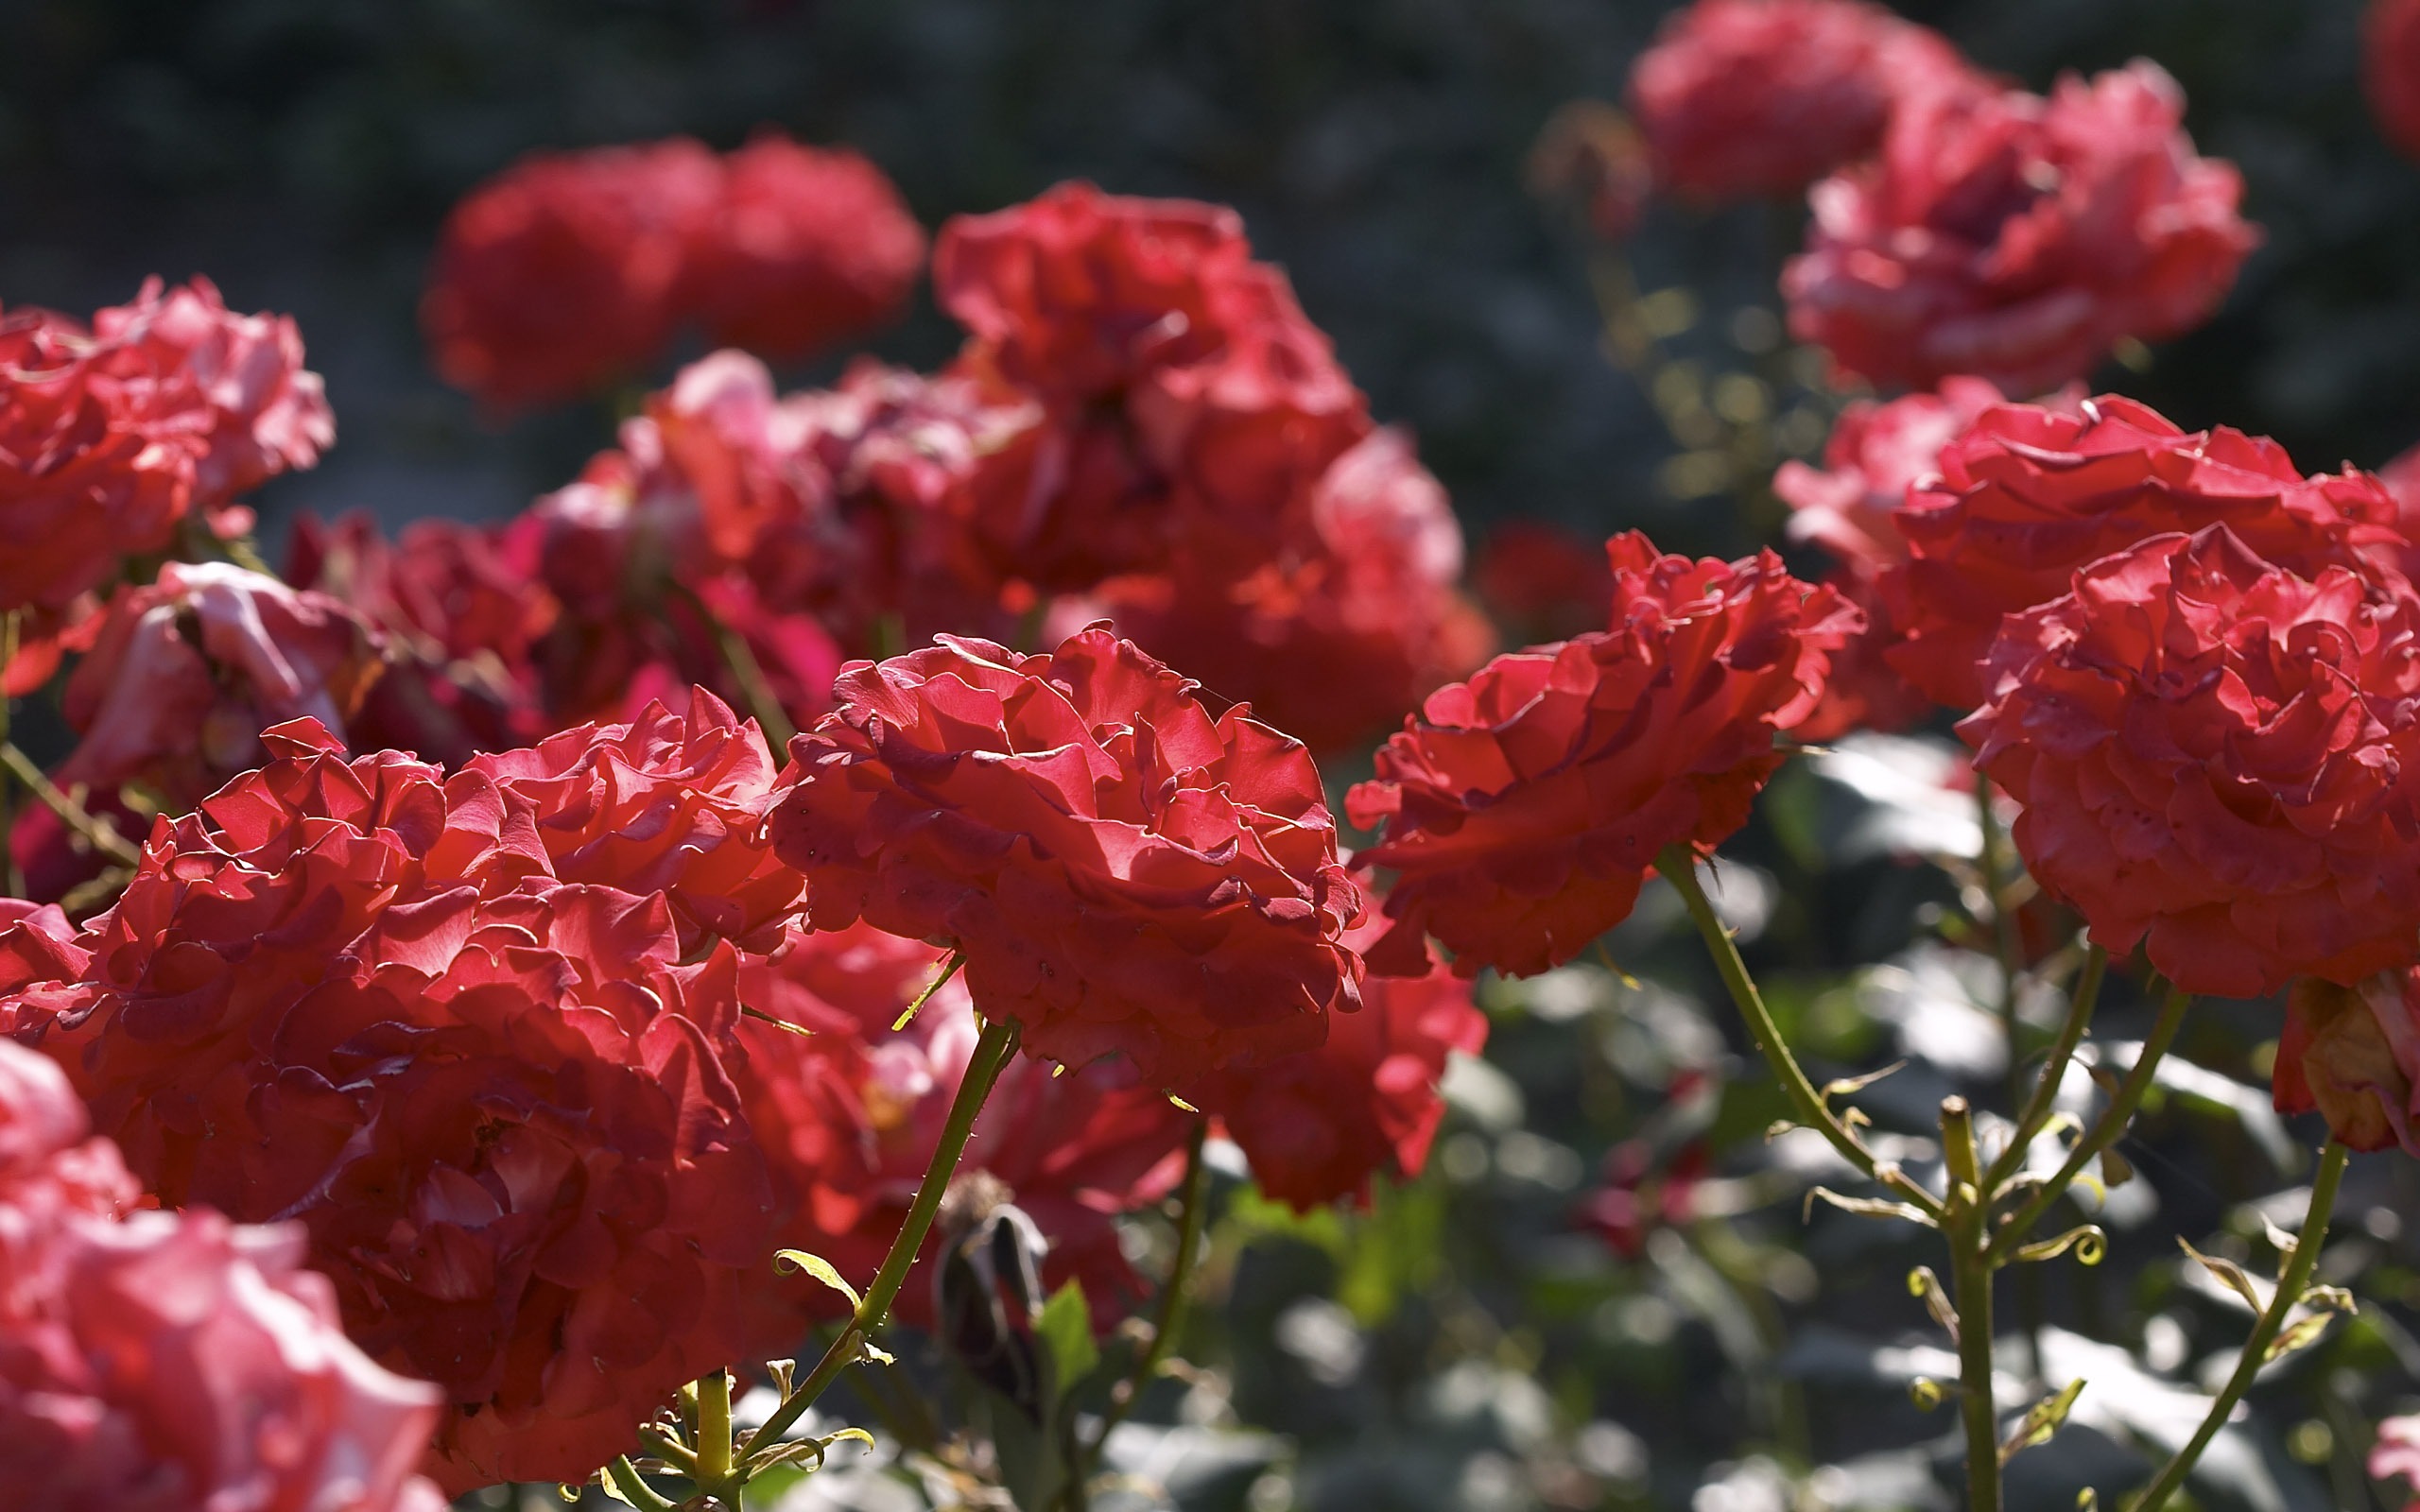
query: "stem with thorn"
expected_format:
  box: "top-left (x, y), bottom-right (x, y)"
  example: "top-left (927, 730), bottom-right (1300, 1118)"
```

top-left (2126, 1142), bottom-right (2350, 1512)
top-left (1657, 847), bottom-right (1944, 1220)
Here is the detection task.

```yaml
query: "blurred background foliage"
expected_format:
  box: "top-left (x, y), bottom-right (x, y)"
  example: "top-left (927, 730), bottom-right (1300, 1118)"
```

top-left (11, 3), bottom-right (2420, 1509)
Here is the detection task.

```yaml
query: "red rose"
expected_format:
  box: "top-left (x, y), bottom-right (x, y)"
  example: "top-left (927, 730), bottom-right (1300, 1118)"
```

top-left (0, 1039), bottom-right (447, 1512)
top-left (1528, 101), bottom-right (1656, 243)
top-left (1576, 1140), bottom-right (1708, 1260)
top-left (690, 131), bottom-right (926, 362)
top-left (1109, 428), bottom-right (1495, 752)
top-left (467, 691), bottom-right (802, 953)
top-left (1628, 0), bottom-right (1975, 201)
top-left (766, 625), bottom-right (1365, 1082)
top-left (1784, 61), bottom-right (2259, 393)
top-left (285, 512), bottom-right (556, 765)
top-left (933, 182), bottom-right (1371, 591)
top-left (1774, 377), bottom-right (2077, 739)
top-left (1886, 395), bottom-right (2400, 711)
top-left (1184, 921), bottom-right (1486, 1211)
top-left (88, 276), bottom-right (334, 516)
top-left (2368, 0), bottom-right (2420, 161)
top-left (423, 139), bottom-right (722, 411)
top-left (733, 923), bottom-right (1195, 1331)
top-left (57, 562), bottom-right (387, 811)
top-left (6, 720), bottom-right (791, 1492)
top-left (1348, 533), bottom-right (1857, 979)
top-left (0, 305), bottom-right (199, 614)
top-left (1961, 526), bottom-right (2420, 999)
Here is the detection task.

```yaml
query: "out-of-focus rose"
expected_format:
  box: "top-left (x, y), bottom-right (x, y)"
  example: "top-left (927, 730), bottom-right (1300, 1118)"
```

top-left (6, 719), bottom-right (786, 1493)
top-left (1184, 921), bottom-right (1486, 1210)
top-left (1784, 61), bottom-right (2258, 394)
top-left (57, 562), bottom-right (385, 810)
top-left (2368, 0), bottom-right (2420, 162)
top-left (423, 139), bottom-right (722, 411)
top-left (1528, 101), bottom-right (1656, 243)
top-left (1348, 533), bottom-right (1857, 979)
top-left (1628, 0), bottom-right (1976, 201)
top-left (1576, 1140), bottom-right (1709, 1260)
top-left (1110, 428), bottom-right (1494, 752)
top-left (1887, 396), bottom-right (2399, 711)
top-left (89, 276), bottom-right (334, 516)
top-left (0, 306), bottom-right (199, 614)
top-left (733, 923), bottom-right (1196, 1333)
top-left (286, 512), bottom-right (555, 765)
top-left (2273, 975), bottom-right (2420, 1155)
top-left (467, 692), bottom-right (801, 953)
top-left (933, 182), bottom-right (1370, 591)
top-left (1471, 520), bottom-right (1616, 647)
top-left (767, 626), bottom-right (1365, 1082)
top-left (1962, 526), bottom-right (2420, 999)
top-left (0, 1038), bottom-right (448, 1512)
top-left (2373, 1410), bottom-right (2420, 1508)
top-left (691, 131), bottom-right (926, 362)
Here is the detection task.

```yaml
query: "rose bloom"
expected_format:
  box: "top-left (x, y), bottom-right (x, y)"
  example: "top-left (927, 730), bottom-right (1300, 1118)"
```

top-left (1628, 0), bottom-right (1975, 201)
top-left (690, 131), bottom-right (926, 362)
top-left (1577, 1139), bottom-right (1709, 1261)
top-left (0, 1038), bottom-right (447, 1512)
top-left (1784, 60), bottom-right (2258, 393)
top-left (467, 691), bottom-right (802, 954)
top-left (1774, 376), bottom-right (2075, 738)
top-left (2373, 1409), bottom-right (2420, 1507)
top-left (0, 304), bottom-right (199, 615)
top-left (1110, 428), bottom-right (1495, 753)
top-left (1183, 921), bottom-right (1486, 1211)
top-left (933, 182), bottom-right (1370, 591)
top-left (55, 562), bottom-right (386, 811)
top-left (1349, 533), bottom-right (1857, 979)
top-left (1471, 520), bottom-right (1617, 647)
top-left (285, 512), bottom-right (556, 765)
top-left (732, 922), bottom-right (1196, 1332)
top-left (1528, 101), bottom-right (1656, 243)
top-left (5, 721), bottom-right (786, 1493)
top-left (2369, 0), bottom-right (2420, 162)
top-left (1886, 395), bottom-right (2400, 711)
top-left (768, 625), bottom-right (1365, 1083)
top-left (2273, 974), bottom-right (2420, 1157)
top-left (423, 138), bottom-right (722, 411)
top-left (1962, 525), bottom-right (2420, 1000)
top-left (89, 276), bottom-right (334, 514)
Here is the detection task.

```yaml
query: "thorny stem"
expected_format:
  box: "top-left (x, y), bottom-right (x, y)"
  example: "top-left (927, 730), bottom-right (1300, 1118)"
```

top-left (1988, 986), bottom-right (2191, 1266)
top-left (0, 743), bottom-right (143, 868)
top-left (1983, 944), bottom-right (2107, 1194)
top-left (1067, 1119), bottom-right (1213, 1506)
top-left (2126, 1142), bottom-right (2351, 1512)
top-left (1942, 1097), bottom-right (2002, 1512)
top-left (696, 1368), bottom-right (735, 1487)
top-left (739, 1016), bottom-right (1022, 1467)
top-left (1657, 848), bottom-right (1945, 1220)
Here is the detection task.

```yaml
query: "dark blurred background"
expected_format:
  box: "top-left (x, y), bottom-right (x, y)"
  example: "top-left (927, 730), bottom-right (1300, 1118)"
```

top-left (1, 0), bottom-right (2410, 558)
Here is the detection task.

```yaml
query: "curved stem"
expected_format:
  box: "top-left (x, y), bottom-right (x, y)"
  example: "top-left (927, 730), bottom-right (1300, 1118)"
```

top-left (1988, 985), bottom-right (2189, 1266)
top-left (1984, 944), bottom-right (2107, 1194)
top-left (1072, 1118), bottom-right (1211, 1504)
top-left (2127, 1142), bottom-right (2351, 1512)
top-left (605, 1456), bottom-right (678, 1512)
top-left (0, 743), bottom-right (142, 868)
top-left (1658, 848), bottom-right (1945, 1220)
top-left (739, 1016), bottom-right (1021, 1466)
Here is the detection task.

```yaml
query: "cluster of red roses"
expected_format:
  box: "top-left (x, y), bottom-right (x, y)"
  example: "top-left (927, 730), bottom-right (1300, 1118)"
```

top-left (424, 130), bottom-right (928, 409)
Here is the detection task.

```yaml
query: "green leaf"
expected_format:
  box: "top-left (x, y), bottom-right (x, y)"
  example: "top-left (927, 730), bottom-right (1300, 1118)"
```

top-left (773, 1249), bottom-right (863, 1312)
top-left (1037, 1279), bottom-right (1100, 1388)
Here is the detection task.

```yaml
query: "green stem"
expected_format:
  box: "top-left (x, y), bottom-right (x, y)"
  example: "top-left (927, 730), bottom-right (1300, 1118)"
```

top-left (739, 1016), bottom-right (1022, 1465)
top-left (1071, 1118), bottom-right (1212, 1505)
top-left (1984, 945), bottom-right (2107, 1194)
top-left (1, 610), bottom-right (19, 899)
top-left (2127, 1142), bottom-right (2351, 1512)
top-left (696, 1368), bottom-right (734, 1487)
top-left (0, 743), bottom-right (143, 868)
top-left (605, 1456), bottom-right (679, 1512)
top-left (1988, 985), bottom-right (2190, 1266)
top-left (1975, 779), bottom-right (2029, 1115)
top-left (1942, 1097), bottom-right (2002, 1512)
top-left (1657, 848), bottom-right (1945, 1220)
top-left (670, 582), bottom-right (799, 752)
